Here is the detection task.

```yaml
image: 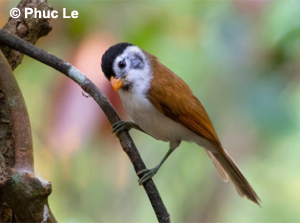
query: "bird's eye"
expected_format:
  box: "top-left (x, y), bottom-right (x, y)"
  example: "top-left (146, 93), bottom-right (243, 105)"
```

top-left (118, 60), bottom-right (126, 69)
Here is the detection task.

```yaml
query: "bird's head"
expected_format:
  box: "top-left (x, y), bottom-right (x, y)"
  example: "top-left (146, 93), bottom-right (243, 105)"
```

top-left (101, 42), bottom-right (151, 92)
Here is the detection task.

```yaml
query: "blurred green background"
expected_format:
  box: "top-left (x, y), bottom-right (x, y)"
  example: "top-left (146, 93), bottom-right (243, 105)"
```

top-left (1, 0), bottom-right (300, 222)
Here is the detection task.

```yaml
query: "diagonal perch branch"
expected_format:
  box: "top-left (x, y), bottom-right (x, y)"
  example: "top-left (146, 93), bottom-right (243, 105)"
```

top-left (0, 29), bottom-right (171, 223)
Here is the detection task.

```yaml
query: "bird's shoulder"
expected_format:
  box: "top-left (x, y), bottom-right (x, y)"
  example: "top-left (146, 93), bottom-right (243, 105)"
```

top-left (145, 53), bottom-right (193, 114)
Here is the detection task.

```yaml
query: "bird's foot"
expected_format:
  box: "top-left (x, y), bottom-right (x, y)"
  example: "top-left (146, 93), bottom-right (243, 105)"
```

top-left (137, 166), bottom-right (159, 185)
top-left (112, 121), bottom-right (134, 135)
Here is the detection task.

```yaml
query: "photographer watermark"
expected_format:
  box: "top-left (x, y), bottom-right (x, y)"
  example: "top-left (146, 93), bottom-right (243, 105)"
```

top-left (10, 8), bottom-right (78, 19)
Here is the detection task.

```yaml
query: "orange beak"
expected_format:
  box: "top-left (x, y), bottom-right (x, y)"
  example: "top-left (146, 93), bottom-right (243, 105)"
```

top-left (110, 76), bottom-right (124, 92)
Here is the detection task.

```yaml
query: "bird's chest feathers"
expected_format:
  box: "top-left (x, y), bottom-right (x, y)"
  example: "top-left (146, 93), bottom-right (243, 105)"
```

top-left (119, 87), bottom-right (191, 142)
top-left (119, 88), bottom-right (154, 128)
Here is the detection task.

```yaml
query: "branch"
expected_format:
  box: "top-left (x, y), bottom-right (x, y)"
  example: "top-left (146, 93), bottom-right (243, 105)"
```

top-left (1, 0), bottom-right (52, 70)
top-left (0, 167), bottom-right (57, 223)
top-left (0, 50), bottom-right (57, 223)
top-left (0, 50), bottom-right (33, 172)
top-left (0, 29), bottom-right (171, 223)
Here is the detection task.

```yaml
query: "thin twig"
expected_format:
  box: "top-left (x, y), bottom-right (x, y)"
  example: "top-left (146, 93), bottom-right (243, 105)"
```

top-left (0, 29), bottom-right (171, 223)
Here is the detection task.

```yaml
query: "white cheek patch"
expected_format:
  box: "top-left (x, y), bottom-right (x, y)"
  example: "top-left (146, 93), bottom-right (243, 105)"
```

top-left (112, 56), bottom-right (123, 77)
top-left (127, 67), bottom-right (152, 95)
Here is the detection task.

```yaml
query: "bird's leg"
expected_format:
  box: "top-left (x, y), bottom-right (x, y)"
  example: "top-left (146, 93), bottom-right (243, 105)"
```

top-left (112, 121), bottom-right (145, 135)
top-left (137, 140), bottom-right (181, 185)
top-left (137, 149), bottom-right (173, 185)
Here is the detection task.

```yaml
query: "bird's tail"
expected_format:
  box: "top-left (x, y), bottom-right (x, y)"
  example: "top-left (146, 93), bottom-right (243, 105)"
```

top-left (206, 150), bottom-right (261, 205)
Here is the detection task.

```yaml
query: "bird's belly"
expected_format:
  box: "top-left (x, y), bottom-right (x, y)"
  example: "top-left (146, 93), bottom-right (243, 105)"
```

top-left (119, 91), bottom-right (195, 142)
top-left (133, 109), bottom-right (187, 142)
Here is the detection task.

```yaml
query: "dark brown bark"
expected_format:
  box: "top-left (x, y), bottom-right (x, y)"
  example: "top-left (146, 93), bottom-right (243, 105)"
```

top-left (0, 50), bottom-right (33, 172)
top-left (1, 0), bottom-right (52, 70)
top-left (0, 51), bottom-right (57, 223)
top-left (0, 167), bottom-right (56, 223)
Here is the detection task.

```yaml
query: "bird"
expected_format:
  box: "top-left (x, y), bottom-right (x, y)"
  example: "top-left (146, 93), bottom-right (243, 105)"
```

top-left (101, 42), bottom-right (261, 205)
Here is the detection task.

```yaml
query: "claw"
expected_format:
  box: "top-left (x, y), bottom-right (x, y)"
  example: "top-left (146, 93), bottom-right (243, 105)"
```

top-left (137, 169), bottom-right (150, 176)
top-left (112, 121), bottom-right (122, 128)
top-left (137, 167), bottom-right (158, 185)
top-left (112, 121), bottom-right (133, 135)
